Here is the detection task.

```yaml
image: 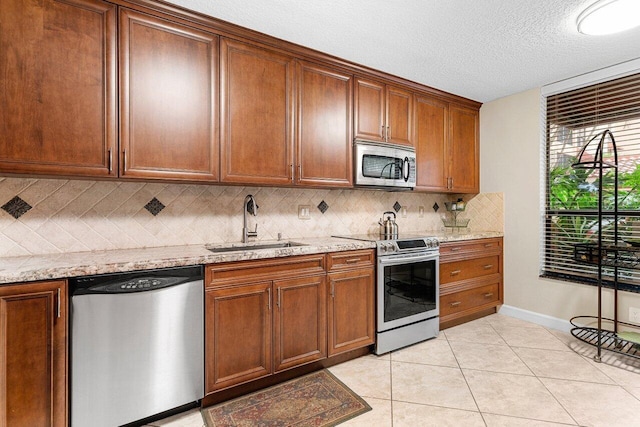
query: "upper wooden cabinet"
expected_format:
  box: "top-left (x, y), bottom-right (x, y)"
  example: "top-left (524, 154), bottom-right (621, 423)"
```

top-left (296, 61), bottom-right (353, 187)
top-left (119, 8), bottom-right (219, 181)
top-left (414, 96), bottom-right (448, 191)
top-left (414, 96), bottom-right (479, 193)
top-left (220, 39), bottom-right (295, 185)
top-left (354, 78), bottom-right (413, 146)
top-left (449, 105), bottom-right (479, 193)
top-left (0, 0), bottom-right (117, 177)
top-left (0, 280), bottom-right (67, 427)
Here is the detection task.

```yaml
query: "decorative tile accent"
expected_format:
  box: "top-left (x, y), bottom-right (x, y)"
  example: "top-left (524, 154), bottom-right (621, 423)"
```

top-left (317, 200), bottom-right (329, 214)
top-left (144, 197), bottom-right (165, 216)
top-left (433, 202), bottom-right (440, 212)
top-left (2, 196), bottom-right (32, 219)
top-left (393, 201), bottom-right (402, 212)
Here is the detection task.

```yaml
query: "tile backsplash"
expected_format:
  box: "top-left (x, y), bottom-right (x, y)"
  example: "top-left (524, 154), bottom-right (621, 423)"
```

top-left (0, 177), bottom-right (503, 256)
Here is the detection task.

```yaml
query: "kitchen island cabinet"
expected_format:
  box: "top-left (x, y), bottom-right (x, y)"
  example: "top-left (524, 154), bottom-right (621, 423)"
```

top-left (439, 237), bottom-right (503, 328)
top-left (0, 280), bottom-right (67, 427)
top-left (0, 0), bottom-right (116, 178)
top-left (119, 8), bottom-right (219, 181)
top-left (354, 78), bottom-right (413, 146)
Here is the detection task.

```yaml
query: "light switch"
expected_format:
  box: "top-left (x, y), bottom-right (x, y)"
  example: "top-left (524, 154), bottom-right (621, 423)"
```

top-left (298, 205), bottom-right (311, 220)
top-left (418, 206), bottom-right (424, 218)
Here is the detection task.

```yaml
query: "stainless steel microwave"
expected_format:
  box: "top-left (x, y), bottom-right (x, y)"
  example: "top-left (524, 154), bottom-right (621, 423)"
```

top-left (354, 140), bottom-right (416, 189)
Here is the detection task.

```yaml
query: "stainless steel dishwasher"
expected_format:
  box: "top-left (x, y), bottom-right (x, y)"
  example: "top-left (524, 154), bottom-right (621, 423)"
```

top-left (70, 265), bottom-right (204, 427)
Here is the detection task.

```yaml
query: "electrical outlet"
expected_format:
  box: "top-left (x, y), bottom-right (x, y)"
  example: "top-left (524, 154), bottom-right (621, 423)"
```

top-left (401, 207), bottom-right (407, 218)
top-left (630, 307), bottom-right (640, 323)
top-left (418, 206), bottom-right (424, 218)
top-left (298, 205), bottom-right (311, 220)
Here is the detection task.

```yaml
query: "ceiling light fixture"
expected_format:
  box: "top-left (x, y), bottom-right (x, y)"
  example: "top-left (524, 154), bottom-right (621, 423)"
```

top-left (577, 0), bottom-right (640, 35)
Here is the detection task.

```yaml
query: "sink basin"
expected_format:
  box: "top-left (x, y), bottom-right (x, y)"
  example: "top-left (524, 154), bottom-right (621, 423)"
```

top-left (206, 241), bottom-right (308, 253)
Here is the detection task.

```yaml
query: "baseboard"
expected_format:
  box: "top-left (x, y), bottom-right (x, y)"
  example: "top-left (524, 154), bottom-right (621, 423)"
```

top-left (498, 305), bottom-right (572, 333)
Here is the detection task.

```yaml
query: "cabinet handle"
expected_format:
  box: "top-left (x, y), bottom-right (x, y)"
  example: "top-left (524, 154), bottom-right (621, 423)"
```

top-left (267, 288), bottom-right (271, 310)
top-left (450, 270), bottom-right (461, 276)
top-left (277, 287), bottom-right (281, 308)
top-left (387, 126), bottom-right (390, 140)
top-left (450, 247), bottom-right (462, 252)
top-left (331, 281), bottom-right (335, 298)
top-left (483, 264), bottom-right (494, 270)
top-left (57, 288), bottom-right (61, 319)
top-left (484, 243), bottom-right (493, 248)
top-left (290, 164), bottom-right (294, 183)
top-left (297, 164), bottom-right (301, 181)
top-left (382, 124), bottom-right (385, 139)
top-left (108, 149), bottom-right (113, 173)
top-left (450, 177), bottom-right (454, 189)
top-left (483, 292), bottom-right (494, 298)
top-left (450, 301), bottom-right (461, 307)
top-left (345, 258), bottom-right (360, 264)
top-left (122, 150), bottom-right (127, 173)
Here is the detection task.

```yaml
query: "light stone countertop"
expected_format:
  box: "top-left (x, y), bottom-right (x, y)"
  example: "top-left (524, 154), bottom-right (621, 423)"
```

top-left (0, 232), bottom-right (503, 285)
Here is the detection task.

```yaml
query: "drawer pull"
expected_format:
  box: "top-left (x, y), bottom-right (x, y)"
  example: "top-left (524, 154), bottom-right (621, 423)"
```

top-left (483, 292), bottom-right (494, 298)
top-left (450, 270), bottom-right (461, 276)
top-left (449, 301), bottom-right (461, 307)
top-left (484, 243), bottom-right (493, 248)
top-left (483, 264), bottom-right (494, 270)
top-left (450, 247), bottom-right (462, 252)
top-left (267, 288), bottom-right (271, 310)
top-left (345, 258), bottom-right (360, 264)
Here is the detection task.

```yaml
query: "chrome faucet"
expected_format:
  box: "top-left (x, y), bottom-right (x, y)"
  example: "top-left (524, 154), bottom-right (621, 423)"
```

top-left (243, 194), bottom-right (258, 243)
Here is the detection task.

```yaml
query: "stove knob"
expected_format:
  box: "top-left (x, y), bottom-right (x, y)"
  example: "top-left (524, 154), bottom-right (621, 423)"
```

top-left (386, 243), bottom-right (395, 253)
top-left (379, 245), bottom-right (386, 254)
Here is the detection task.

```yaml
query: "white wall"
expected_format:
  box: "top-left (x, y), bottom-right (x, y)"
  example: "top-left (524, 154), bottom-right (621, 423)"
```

top-left (480, 88), bottom-right (640, 324)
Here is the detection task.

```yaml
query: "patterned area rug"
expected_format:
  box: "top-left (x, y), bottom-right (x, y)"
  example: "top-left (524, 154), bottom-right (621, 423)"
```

top-left (202, 369), bottom-right (371, 426)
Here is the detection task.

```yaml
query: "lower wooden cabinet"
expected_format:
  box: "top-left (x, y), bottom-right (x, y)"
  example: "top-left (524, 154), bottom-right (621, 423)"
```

top-left (327, 250), bottom-right (375, 356)
top-left (273, 275), bottom-right (326, 371)
top-left (439, 238), bottom-right (503, 329)
top-left (0, 280), bottom-right (67, 427)
top-left (205, 255), bottom-right (326, 394)
top-left (204, 250), bottom-right (374, 395)
top-left (205, 281), bottom-right (272, 392)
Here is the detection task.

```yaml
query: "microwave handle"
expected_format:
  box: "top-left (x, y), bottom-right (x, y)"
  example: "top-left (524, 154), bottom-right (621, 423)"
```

top-left (403, 157), bottom-right (410, 182)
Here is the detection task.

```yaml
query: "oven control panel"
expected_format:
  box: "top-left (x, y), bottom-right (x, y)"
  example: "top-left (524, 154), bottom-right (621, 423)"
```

top-left (376, 237), bottom-right (439, 255)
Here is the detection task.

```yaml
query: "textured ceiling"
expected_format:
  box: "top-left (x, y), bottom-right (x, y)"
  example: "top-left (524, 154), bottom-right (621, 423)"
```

top-left (166, 0), bottom-right (640, 103)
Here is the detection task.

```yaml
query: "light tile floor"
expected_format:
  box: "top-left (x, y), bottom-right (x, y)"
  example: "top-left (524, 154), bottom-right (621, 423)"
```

top-left (147, 313), bottom-right (640, 427)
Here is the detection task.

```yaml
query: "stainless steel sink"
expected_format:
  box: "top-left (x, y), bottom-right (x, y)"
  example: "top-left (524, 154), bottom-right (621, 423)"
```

top-left (206, 241), bottom-right (308, 253)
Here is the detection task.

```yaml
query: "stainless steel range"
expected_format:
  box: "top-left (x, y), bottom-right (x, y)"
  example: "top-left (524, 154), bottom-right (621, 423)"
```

top-left (335, 234), bottom-right (439, 354)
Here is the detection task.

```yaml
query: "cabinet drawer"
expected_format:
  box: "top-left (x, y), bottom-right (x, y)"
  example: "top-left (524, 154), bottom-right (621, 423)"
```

top-left (440, 255), bottom-right (499, 284)
top-left (440, 283), bottom-right (500, 317)
top-left (326, 250), bottom-right (375, 272)
top-left (439, 238), bottom-right (502, 258)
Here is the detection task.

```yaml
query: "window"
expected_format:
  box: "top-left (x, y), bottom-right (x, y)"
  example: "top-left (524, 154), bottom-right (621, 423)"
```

top-left (543, 72), bottom-right (640, 292)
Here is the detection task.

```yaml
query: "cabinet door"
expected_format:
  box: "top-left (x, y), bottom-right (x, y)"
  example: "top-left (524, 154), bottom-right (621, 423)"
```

top-left (328, 268), bottom-right (375, 356)
top-left (220, 39), bottom-right (295, 184)
top-left (354, 78), bottom-right (386, 142)
top-left (273, 275), bottom-right (326, 372)
top-left (0, 0), bottom-right (116, 177)
top-left (205, 282), bottom-right (272, 393)
top-left (449, 105), bottom-right (479, 193)
top-left (0, 281), bottom-right (67, 427)
top-left (120, 9), bottom-right (219, 181)
top-left (386, 86), bottom-right (413, 146)
top-left (296, 61), bottom-right (353, 187)
top-left (414, 96), bottom-right (449, 191)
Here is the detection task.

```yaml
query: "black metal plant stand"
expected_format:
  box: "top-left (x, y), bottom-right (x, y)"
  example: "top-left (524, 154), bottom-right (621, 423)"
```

top-left (569, 129), bottom-right (640, 362)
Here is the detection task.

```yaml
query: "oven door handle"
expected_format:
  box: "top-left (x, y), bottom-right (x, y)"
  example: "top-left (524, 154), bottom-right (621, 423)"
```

top-left (378, 252), bottom-right (439, 265)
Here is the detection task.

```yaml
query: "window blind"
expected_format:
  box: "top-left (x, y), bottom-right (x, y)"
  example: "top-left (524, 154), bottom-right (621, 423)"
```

top-left (543, 72), bottom-right (640, 291)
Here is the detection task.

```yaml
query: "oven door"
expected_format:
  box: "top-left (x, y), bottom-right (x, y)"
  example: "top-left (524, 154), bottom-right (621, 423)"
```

top-left (377, 251), bottom-right (439, 332)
